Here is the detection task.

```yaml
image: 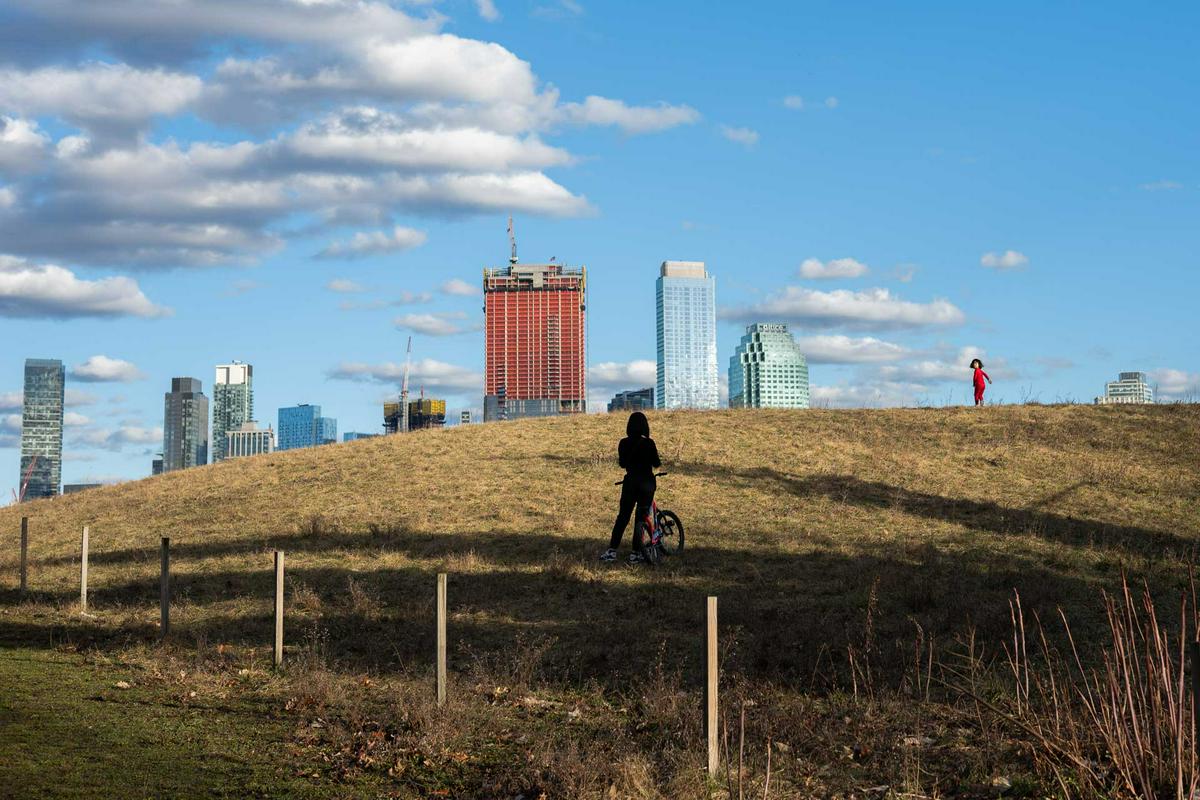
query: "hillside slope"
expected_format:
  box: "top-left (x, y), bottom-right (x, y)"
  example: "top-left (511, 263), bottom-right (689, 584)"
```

top-left (3, 404), bottom-right (1198, 675)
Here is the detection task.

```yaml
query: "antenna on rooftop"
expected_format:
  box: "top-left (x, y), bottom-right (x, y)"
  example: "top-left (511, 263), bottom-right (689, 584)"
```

top-left (507, 215), bottom-right (518, 265)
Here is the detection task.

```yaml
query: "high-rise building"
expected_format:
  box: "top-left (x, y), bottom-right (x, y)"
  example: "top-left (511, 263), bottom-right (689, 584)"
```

top-left (226, 422), bottom-right (275, 458)
top-left (656, 261), bottom-right (718, 409)
top-left (212, 362), bottom-right (253, 462)
top-left (484, 261), bottom-right (587, 421)
top-left (152, 457), bottom-right (163, 476)
top-left (409, 398), bottom-right (447, 430)
top-left (1095, 371), bottom-right (1154, 405)
top-left (728, 323), bottom-right (810, 409)
top-left (608, 388), bottom-right (655, 412)
top-left (278, 404), bottom-right (337, 449)
top-left (460, 410), bottom-right (472, 425)
top-left (162, 377), bottom-right (209, 471)
top-left (19, 358), bottom-right (64, 500)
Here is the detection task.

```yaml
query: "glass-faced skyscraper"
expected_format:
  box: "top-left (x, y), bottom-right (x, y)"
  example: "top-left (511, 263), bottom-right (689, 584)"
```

top-left (212, 362), bottom-right (253, 462)
top-left (278, 404), bottom-right (337, 449)
top-left (656, 261), bottom-right (718, 409)
top-left (19, 358), bottom-right (65, 500)
top-left (163, 377), bottom-right (209, 471)
top-left (728, 323), bottom-right (810, 409)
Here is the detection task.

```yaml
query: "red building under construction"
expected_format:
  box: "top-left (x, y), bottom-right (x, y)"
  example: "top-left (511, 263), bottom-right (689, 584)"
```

top-left (483, 261), bottom-right (587, 421)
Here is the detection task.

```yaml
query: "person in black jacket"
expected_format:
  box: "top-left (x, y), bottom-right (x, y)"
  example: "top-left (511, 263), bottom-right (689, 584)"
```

top-left (600, 411), bottom-right (661, 563)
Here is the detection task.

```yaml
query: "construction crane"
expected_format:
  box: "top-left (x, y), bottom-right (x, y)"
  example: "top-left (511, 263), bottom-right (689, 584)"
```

top-left (13, 455), bottom-right (37, 503)
top-left (507, 215), bottom-right (518, 265)
top-left (400, 335), bottom-right (412, 433)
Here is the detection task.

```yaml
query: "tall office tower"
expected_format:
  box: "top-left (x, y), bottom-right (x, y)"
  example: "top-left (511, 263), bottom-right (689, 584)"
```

top-left (212, 361), bottom-right (253, 462)
top-left (278, 404), bottom-right (337, 449)
top-left (656, 261), bottom-right (718, 409)
top-left (460, 410), bottom-right (472, 425)
top-left (19, 358), bottom-right (65, 500)
top-left (728, 323), bottom-right (810, 409)
top-left (162, 377), bottom-right (209, 471)
top-left (1094, 371), bottom-right (1155, 405)
top-left (483, 261), bottom-right (587, 421)
top-left (225, 422), bottom-right (276, 458)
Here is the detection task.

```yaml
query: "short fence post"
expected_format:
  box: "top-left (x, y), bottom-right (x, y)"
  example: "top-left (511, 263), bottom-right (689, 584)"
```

top-left (159, 537), bottom-right (170, 637)
top-left (273, 551), bottom-right (284, 668)
top-left (19, 517), bottom-right (28, 593)
top-left (1190, 640), bottom-right (1199, 761)
top-left (437, 573), bottom-right (447, 707)
top-left (80, 526), bottom-right (89, 612)
top-left (706, 595), bottom-right (719, 779)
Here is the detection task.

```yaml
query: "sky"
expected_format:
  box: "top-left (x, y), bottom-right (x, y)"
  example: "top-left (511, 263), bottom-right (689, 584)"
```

top-left (0, 0), bottom-right (1197, 491)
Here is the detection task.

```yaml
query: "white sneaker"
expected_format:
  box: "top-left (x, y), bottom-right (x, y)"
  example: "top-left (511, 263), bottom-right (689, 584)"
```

top-left (599, 548), bottom-right (617, 562)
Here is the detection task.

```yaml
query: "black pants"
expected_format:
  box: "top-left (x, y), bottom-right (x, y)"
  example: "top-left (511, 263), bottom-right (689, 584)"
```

top-left (609, 476), bottom-right (656, 551)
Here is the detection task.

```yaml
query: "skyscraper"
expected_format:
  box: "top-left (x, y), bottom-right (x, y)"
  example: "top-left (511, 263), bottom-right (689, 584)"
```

top-left (484, 261), bottom-right (587, 421)
top-left (656, 261), bottom-right (718, 409)
top-left (728, 323), bottom-right (810, 409)
top-left (278, 404), bottom-right (337, 449)
top-left (19, 358), bottom-right (65, 500)
top-left (608, 388), bottom-right (655, 412)
top-left (212, 361), bottom-right (253, 462)
top-left (1095, 371), bottom-right (1154, 405)
top-left (162, 377), bottom-right (209, 471)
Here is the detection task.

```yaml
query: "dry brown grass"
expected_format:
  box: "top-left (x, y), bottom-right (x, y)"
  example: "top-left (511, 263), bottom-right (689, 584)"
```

top-left (2, 404), bottom-right (1199, 797)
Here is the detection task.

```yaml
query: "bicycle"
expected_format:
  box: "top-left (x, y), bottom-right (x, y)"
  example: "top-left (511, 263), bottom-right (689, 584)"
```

top-left (613, 472), bottom-right (684, 565)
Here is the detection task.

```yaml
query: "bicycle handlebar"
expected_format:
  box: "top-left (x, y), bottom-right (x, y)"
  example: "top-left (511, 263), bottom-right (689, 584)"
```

top-left (613, 472), bottom-right (669, 485)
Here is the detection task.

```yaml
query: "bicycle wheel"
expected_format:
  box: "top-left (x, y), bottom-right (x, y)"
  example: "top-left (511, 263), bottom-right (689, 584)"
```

top-left (656, 510), bottom-right (684, 555)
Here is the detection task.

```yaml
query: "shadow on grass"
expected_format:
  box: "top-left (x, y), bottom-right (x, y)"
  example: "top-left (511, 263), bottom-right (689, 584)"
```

top-left (0, 528), bottom-right (1130, 692)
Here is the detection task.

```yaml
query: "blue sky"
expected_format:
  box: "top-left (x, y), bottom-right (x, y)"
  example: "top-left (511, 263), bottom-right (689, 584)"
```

top-left (0, 0), bottom-right (1196, 490)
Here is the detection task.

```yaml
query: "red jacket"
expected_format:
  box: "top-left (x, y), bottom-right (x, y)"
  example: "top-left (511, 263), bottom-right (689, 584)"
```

top-left (973, 368), bottom-right (990, 387)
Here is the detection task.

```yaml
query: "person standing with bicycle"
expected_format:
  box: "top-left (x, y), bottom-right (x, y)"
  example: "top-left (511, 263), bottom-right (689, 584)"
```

top-left (600, 411), bottom-right (661, 564)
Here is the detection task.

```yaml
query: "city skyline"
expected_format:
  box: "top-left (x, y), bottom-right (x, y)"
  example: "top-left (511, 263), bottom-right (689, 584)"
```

top-left (1, 1), bottom-right (1197, 489)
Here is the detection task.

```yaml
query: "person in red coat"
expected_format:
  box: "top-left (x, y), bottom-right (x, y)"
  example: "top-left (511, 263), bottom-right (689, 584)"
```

top-left (970, 358), bottom-right (992, 405)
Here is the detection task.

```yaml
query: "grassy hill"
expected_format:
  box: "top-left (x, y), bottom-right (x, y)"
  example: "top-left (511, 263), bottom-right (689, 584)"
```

top-left (2, 405), bottom-right (1198, 798)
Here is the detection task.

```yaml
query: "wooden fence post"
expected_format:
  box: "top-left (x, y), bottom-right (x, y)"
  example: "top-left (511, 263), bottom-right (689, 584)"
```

top-left (437, 572), bottom-right (447, 707)
top-left (706, 595), bottom-right (719, 779)
top-left (273, 551), bottom-right (284, 668)
top-left (18, 517), bottom-right (28, 593)
top-left (1190, 640), bottom-right (1199, 762)
top-left (159, 537), bottom-right (170, 637)
top-left (80, 526), bottom-right (89, 612)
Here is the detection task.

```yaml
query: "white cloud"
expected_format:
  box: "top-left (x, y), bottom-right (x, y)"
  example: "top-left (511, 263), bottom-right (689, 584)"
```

top-left (798, 257), bottom-right (869, 280)
top-left (0, 256), bottom-right (170, 318)
top-left (589, 360), bottom-right (657, 387)
top-left (1140, 180), bottom-right (1183, 192)
top-left (783, 95), bottom-right (804, 110)
top-left (393, 311), bottom-right (474, 336)
top-left (73, 424), bottom-right (163, 451)
top-left (1148, 369), bottom-right (1200, 401)
top-left (0, 392), bottom-right (23, 411)
top-left (316, 226), bottom-right (427, 259)
top-left (720, 125), bottom-right (759, 147)
top-left (793, 335), bottom-right (908, 364)
top-left (440, 278), bottom-right (479, 296)
top-left (64, 411), bottom-right (91, 427)
top-left (475, 0), bottom-right (501, 21)
top-left (329, 359), bottom-right (482, 394)
top-left (721, 286), bottom-right (965, 331)
top-left (810, 381), bottom-right (929, 408)
top-left (1, 413), bottom-right (20, 433)
top-left (0, 116), bottom-right (49, 174)
top-left (327, 278), bottom-right (366, 293)
top-left (70, 355), bottom-right (146, 383)
top-left (880, 347), bottom-right (1015, 384)
top-left (980, 250), bottom-right (1029, 270)
top-left (559, 96), bottom-right (699, 134)
top-left (824, 97), bottom-right (839, 109)
top-left (0, 63), bottom-right (202, 140)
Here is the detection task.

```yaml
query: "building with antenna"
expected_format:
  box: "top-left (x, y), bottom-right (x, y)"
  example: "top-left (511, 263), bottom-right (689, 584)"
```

top-left (212, 361), bottom-right (253, 462)
top-left (483, 219), bottom-right (587, 421)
